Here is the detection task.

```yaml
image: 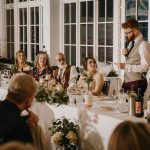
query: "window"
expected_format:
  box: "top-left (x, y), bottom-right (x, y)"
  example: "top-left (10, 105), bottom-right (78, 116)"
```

top-left (5, 0), bottom-right (43, 61)
top-left (19, 0), bottom-right (27, 2)
top-left (126, 0), bottom-right (148, 39)
top-left (80, 1), bottom-right (94, 65)
top-left (6, 9), bottom-right (14, 59)
top-left (19, 8), bottom-right (27, 56)
top-left (62, 0), bottom-right (114, 66)
top-left (30, 7), bottom-right (40, 61)
top-left (98, 0), bottom-right (114, 62)
top-left (6, 0), bottom-right (14, 4)
top-left (64, 3), bottom-right (76, 65)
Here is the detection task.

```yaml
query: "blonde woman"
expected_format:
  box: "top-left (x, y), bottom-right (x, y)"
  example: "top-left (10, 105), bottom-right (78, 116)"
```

top-left (108, 121), bottom-right (150, 150)
top-left (30, 51), bottom-right (53, 81)
top-left (15, 50), bottom-right (31, 73)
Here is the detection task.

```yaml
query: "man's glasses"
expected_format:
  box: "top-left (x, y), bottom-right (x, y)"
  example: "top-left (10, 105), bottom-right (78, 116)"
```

top-left (56, 58), bottom-right (65, 62)
top-left (124, 30), bottom-right (133, 35)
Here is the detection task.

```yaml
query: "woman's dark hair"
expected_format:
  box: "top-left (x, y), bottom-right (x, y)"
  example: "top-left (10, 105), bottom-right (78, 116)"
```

top-left (83, 57), bottom-right (97, 70)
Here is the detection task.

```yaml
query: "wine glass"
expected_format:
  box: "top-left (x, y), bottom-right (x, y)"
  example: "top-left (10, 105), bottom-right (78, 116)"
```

top-left (61, 77), bottom-right (65, 86)
top-left (116, 88), bottom-right (128, 113)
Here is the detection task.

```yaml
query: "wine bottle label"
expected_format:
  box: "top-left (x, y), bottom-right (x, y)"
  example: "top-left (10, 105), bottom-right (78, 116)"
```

top-left (135, 102), bottom-right (142, 114)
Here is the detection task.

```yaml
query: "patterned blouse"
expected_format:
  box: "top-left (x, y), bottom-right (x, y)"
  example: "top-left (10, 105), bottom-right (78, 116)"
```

top-left (30, 67), bottom-right (53, 81)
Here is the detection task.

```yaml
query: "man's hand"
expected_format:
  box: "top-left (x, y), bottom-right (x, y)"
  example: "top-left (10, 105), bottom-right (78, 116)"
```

top-left (117, 63), bottom-right (125, 69)
top-left (26, 110), bottom-right (39, 128)
top-left (122, 48), bottom-right (128, 55)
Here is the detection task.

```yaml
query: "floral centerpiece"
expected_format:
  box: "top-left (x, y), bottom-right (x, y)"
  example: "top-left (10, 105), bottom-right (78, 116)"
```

top-left (35, 84), bottom-right (50, 102)
top-left (82, 72), bottom-right (94, 91)
top-left (49, 117), bottom-right (79, 150)
top-left (35, 82), bottom-right (69, 105)
top-left (49, 89), bottom-right (69, 106)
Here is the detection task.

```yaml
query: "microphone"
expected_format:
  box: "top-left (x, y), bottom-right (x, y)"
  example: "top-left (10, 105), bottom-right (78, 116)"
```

top-left (124, 40), bottom-right (128, 49)
top-left (124, 39), bottom-right (129, 57)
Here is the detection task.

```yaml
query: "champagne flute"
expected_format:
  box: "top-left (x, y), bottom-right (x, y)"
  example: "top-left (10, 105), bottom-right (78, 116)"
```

top-left (61, 77), bottom-right (65, 86)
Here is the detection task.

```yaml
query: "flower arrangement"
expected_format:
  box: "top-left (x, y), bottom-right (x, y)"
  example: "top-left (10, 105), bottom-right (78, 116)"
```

top-left (49, 90), bottom-right (69, 106)
top-left (35, 84), bottom-right (50, 102)
top-left (35, 83), bottom-right (69, 105)
top-left (49, 117), bottom-right (79, 150)
top-left (82, 72), bottom-right (94, 91)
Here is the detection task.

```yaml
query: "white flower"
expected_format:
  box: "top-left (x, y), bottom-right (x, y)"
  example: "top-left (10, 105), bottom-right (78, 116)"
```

top-left (51, 132), bottom-right (63, 145)
top-left (66, 131), bottom-right (77, 144)
top-left (56, 83), bottom-right (63, 91)
top-left (48, 84), bottom-right (54, 91)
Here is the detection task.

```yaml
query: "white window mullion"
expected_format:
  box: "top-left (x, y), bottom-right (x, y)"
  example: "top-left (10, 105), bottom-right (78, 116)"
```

top-left (104, 0), bottom-right (106, 62)
top-left (86, 1), bottom-right (87, 57)
top-left (148, 0), bottom-right (150, 42)
top-left (28, 4), bottom-right (30, 61)
top-left (69, 4), bottom-right (71, 64)
top-left (76, 0), bottom-right (80, 67)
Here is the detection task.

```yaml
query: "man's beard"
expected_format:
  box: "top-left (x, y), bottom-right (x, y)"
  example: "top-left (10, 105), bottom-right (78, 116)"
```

top-left (127, 34), bottom-right (135, 42)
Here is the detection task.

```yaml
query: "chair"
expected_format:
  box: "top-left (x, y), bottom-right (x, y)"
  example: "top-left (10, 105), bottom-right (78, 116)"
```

top-left (102, 80), bottom-right (110, 95)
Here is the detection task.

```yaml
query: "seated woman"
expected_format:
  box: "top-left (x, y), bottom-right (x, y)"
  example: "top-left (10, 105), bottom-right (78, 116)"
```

top-left (78, 57), bottom-right (104, 96)
top-left (108, 121), bottom-right (150, 150)
top-left (30, 51), bottom-right (53, 81)
top-left (15, 50), bottom-right (31, 73)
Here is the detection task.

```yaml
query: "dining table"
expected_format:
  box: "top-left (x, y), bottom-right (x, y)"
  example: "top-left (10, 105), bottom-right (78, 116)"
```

top-left (0, 84), bottom-right (146, 150)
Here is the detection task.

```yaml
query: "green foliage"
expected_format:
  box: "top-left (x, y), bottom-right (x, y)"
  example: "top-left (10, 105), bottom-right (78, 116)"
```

top-left (27, 61), bottom-right (34, 67)
top-left (35, 85), bottom-right (69, 105)
top-left (107, 70), bottom-right (118, 77)
top-left (49, 117), bottom-right (79, 150)
top-left (35, 85), bottom-right (50, 102)
top-left (49, 90), bottom-right (69, 106)
top-left (82, 72), bottom-right (94, 91)
top-left (11, 64), bottom-right (18, 74)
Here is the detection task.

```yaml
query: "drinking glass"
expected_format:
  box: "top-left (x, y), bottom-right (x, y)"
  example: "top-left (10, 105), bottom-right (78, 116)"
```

top-left (61, 77), bottom-right (65, 86)
top-left (117, 88), bottom-right (128, 113)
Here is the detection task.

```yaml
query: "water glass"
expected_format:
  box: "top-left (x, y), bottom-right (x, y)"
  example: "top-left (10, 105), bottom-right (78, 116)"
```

top-left (116, 88), bottom-right (128, 113)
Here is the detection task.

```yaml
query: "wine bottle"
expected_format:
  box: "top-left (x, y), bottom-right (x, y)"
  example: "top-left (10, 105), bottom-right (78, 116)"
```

top-left (135, 88), bottom-right (143, 117)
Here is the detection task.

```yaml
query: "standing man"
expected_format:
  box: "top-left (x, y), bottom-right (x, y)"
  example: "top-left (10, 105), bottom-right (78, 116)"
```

top-left (118, 18), bottom-right (150, 96)
top-left (53, 52), bottom-right (78, 89)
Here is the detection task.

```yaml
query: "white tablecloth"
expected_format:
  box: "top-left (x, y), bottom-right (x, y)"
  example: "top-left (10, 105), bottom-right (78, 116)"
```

top-left (0, 87), bottom-right (146, 150)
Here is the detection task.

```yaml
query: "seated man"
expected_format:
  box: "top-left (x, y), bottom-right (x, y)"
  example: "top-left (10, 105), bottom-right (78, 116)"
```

top-left (0, 73), bottom-right (37, 144)
top-left (53, 53), bottom-right (78, 89)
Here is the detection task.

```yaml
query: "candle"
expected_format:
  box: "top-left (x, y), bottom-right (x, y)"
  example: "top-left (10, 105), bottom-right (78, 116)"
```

top-left (45, 74), bottom-right (51, 80)
top-left (39, 78), bottom-right (45, 84)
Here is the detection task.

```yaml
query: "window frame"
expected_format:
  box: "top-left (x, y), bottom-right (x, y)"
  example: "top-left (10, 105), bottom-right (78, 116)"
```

top-left (4, 0), bottom-right (43, 61)
top-left (61, 0), bottom-right (120, 67)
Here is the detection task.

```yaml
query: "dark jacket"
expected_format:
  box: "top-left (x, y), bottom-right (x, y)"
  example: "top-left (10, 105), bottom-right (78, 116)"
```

top-left (0, 100), bottom-right (33, 144)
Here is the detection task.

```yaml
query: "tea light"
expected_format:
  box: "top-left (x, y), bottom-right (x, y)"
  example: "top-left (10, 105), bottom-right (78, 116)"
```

top-left (39, 78), bottom-right (45, 84)
top-left (45, 74), bottom-right (51, 80)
